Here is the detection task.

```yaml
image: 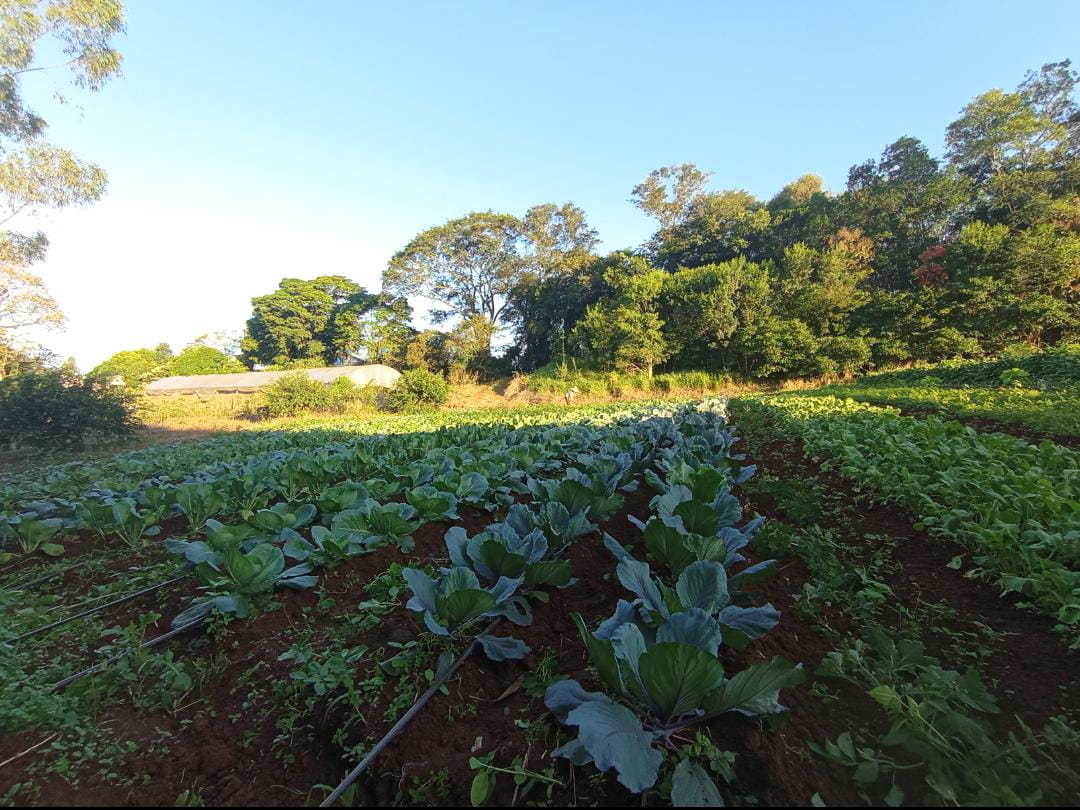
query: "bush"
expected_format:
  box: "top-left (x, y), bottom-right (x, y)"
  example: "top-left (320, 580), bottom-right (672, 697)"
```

top-left (0, 369), bottom-right (134, 450)
top-left (259, 372), bottom-right (330, 418)
top-left (384, 369), bottom-right (449, 412)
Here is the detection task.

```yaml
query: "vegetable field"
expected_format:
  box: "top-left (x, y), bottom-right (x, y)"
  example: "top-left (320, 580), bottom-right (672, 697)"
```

top-left (0, 396), bottom-right (1077, 807)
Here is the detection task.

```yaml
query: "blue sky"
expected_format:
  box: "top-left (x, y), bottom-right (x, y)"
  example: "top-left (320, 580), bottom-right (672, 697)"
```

top-left (22, 0), bottom-right (1080, 369)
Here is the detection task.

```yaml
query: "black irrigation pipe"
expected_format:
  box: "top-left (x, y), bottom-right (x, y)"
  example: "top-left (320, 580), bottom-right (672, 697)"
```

top-left (6, 574), bottom-right (188, 644)
top-left (319, 618), bottom-right (499, 808)
top-left (4, 559), bottom-right (93, 592)
top-left (319, 447), bottom-right (667, 805)
top-left (51, 616), bottom-right (207, 693)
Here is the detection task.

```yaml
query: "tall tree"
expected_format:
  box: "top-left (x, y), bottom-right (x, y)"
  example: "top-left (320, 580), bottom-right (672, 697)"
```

top-left (573, 254), bottom-right (669, 377)
top-left (0, 0), bottom-right (125, 352)
top-left (512, 202), bottom-right (600, 369)
top-left (384, 211), bottom-right (524, 352)
top-left (630, 163), bottom-right (712, 231)
top-left (240, 276), bottom-right (371, 368)
top-left (353, 294), bottom-right (414, 367)
top-left (841, 137), bottom-right (969, 290)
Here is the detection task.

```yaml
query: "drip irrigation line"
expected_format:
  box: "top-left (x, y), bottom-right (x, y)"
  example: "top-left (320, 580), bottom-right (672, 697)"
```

top-left (4, 559), bottom-right (92, 593)
top-left (319, 619), bottom-right (500, 808)
top-left (51, 616), bottom-right (207, 693)
top-left (318, 466), bottom-right (635, 806)
top-left (6, 575), bottom-right (188, 644)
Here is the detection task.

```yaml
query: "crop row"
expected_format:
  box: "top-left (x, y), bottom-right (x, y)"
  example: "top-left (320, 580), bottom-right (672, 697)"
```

top-left (323, 397), bottom-right (800, 805)
top-left (0, 403), bottom-right (675, 567)
top-left (806, 383), bottom-right (1080, 438)
top-left (731, 395), bottom-right (1080, 642)
top-left (855, 345), bottom-right (1080, 390)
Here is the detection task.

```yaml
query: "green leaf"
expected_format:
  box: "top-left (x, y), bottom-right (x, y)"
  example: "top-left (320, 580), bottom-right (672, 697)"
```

top-left (40, 542), bottom-right (66, 557)
top-left (671, 759), bottom-right (725, 807)
top-left (702, 656), bottom-right (804, 717)
top-left (637, 642), bottom-right (725, 721)
top-left (644, 519), bottom-right (696, 575)
top-left (566, 699), bottom-right (663, 793)
top-left (676, 560), bottom-right (729, 612)
top-left (674, 500), bottom-right (720, 537)
top-left (438, 589), bottom-right (497, 629)
top-left (523, 559), bottom-right (573, 588)
top-left (470, 770), bottom-right (494, 806)
top-left (572, 613), bottom-right (623, 695)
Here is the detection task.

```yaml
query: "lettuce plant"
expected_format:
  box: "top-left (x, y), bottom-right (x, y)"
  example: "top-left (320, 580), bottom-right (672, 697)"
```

top-left (170, 482), bottom-right (225, 531)
top-left (283, 525), bottom-right (379, 567)
top-left (165, 518), bottom-right (259, 568)
top-left (314, 480), bottom-right (370, 514)
top-left (444, 505), bottom-right (573, 590)
top-left (246, 502), bottom-right (317, 537)
top-left (594, 554), bottom-right (779, 650)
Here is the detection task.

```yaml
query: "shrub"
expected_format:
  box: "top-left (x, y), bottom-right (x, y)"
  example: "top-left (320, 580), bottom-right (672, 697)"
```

top-left (259, 372), bottom-right (329, 418)
top-left (384, 369), bottom-right (449, 412)
top-left (0, 369), bottom-right (134, 450)
top-left (326, 377), bottom-right (379, 412)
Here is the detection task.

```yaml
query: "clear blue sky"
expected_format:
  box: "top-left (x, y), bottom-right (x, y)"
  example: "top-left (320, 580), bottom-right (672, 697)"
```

top-left (23, 0), bottom-right (1080, 369)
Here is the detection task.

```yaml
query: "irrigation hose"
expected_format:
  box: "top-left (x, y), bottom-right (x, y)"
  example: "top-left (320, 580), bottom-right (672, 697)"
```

top-left (4, 559), bottom-right (93, 593)
top-left (319, 619), bottom-right (500, 807)
top-left (51, 616), bottom-right (207, 693)
top-left (6, 575), bottom-right (188, 644)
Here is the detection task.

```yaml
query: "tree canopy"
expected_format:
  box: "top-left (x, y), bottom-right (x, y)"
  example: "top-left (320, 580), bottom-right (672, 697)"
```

top-left (0, 0), bottom-right (125, 362)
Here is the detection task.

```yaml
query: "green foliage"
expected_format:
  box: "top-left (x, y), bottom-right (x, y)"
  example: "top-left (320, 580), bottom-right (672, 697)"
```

top-left (167, 345), bottom-right (245, 376)
top-left (252, 372), bottom-right (376, 419)
top-left (240, 276), bottom-right (375, 368)
top-left (384, 368), bottom-right (449, 412)
top-left (258, 372), bottom-right (331, 418)
top-left (0, 367), bottom-right (133, 449)
top-left (734, 394), bottom-right (1080, 639)
top-left (87, 345), bottom-right (172, 388)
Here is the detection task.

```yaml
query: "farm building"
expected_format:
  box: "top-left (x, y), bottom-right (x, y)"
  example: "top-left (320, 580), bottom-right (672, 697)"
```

top-left (144, 364), bottom-right (402, 396)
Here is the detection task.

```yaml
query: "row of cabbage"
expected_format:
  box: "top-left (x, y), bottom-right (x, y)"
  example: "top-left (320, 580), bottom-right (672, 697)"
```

top-left (538, 401), bottom-right (804, 804)
top-left (732, 395), bottom-right (1080, 640)
top-left (0, 404), bottom-right (666, 563)
top-left (0, 403), bottom-right (653, 523)
top-left (163, 410), bottom-right (654, 630)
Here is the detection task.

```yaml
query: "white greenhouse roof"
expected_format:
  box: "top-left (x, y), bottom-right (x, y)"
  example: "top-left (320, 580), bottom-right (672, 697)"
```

top-left (144, 364), bottom-right (402, 395)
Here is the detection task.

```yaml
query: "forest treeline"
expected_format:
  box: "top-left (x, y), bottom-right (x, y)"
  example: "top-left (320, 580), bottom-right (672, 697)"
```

top-left (85, 59), bottom-right (1079, 387)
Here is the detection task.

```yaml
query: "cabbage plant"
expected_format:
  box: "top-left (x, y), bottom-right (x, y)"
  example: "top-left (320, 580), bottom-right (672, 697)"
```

top-left (546, 608), bottom-right (802, 795)
top-left (401, 566), bottom-right (530, 661)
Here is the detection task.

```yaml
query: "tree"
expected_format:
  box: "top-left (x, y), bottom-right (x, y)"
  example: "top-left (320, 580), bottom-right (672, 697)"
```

top-left (384, 212), bottom-right (524, 352)
top-left (354, 294), bottom-right (414, 367)
top-left (841, 137), bottom-right (969, 290)
top-left (512, 203), bottom-right (601, 369)
top-left (946, 61), bottom-right (1077, 224)
top-left (654, 189), bottom-right (772, 269)
top-left (0, 234), bottom-right (63, 332)
top-left (572, 254), bottom-right (669, 377)
top-left (240, 276), bottom-right (370, 368)
top-left (168, 344), bottom-right (245, 376)
top-left (630, 163), bottom-right (712, 231)
top-left (87, 347), bottom-right (170, 388)
top-left (0, 0), bottom-right (125, 352)
top-left (403, 328), bottom-right (449, 373)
